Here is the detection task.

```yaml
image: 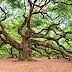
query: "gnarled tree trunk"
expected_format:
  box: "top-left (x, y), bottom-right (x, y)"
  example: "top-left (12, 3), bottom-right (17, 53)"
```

top-left (18, 37), bottom-right (32, 61)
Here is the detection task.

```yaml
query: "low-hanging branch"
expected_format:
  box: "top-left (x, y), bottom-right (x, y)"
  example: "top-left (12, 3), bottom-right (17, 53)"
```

top-left (30, 39), bottom-right (72, 58)
top-left (35, 45), bottom-right (60, 55)
top-left (0, 21), bottom-right (21, 50)
top-left (30, 32), bottom-right (71, 51)
top-left (31, 47), bottom-right (50, 59)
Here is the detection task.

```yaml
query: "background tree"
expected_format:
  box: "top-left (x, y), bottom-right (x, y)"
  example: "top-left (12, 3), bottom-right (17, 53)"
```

top-left (0, 0), bottom-right (72, 61)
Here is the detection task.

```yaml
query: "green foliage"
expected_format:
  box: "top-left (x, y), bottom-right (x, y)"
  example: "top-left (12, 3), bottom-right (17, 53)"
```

top-left (6, 0), bottom-right (24, 8)
top-left (69, 20), bottom-right (72, 26)
top-left (0, 44), bottom-right (18, 58)
top-left (31, 15), bottom-right (43, 27)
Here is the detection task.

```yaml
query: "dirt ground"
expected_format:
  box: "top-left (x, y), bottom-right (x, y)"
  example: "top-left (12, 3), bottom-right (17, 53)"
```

top-left (0, 57), bottom-right (72, 72)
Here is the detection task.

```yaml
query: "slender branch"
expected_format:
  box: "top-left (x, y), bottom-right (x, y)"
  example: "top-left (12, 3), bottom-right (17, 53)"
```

top-left (40, 0), bottom-right (50, 9)
top-left (33, 0), bottom-right (37, 7)
top-left (38, 28), bottom-right (48, 34)
top-left (0, 7), bottom-right (7, 22)
top-left (45, 23), bottom-right (60, 35)
top-left (53, 14), bottom-right (61, 20)
top-left (55, 1), bottom-right (72, 5)
top-left (34, 0), bottom-right (37, 3)
top-left (32, 11), bottom-right (52, 20)
top-left (0, 47), bottom-right (8, 53)
top-left (31, 47), bottom-right (50, 59)
top-left (57, 31), bottom-right (72, 40)
top-left (0, 42), bottom-right (4, 47)
top-left (35, 45), bottom-right (59, 54)
top-left (0, 36), bottom-right (10, 44)
top-left (23, 0), bottom-right (27, 18)
top-left (0, 30), bottom-right (2, 34)
top-left (31, 0), bottom-right (50, 8)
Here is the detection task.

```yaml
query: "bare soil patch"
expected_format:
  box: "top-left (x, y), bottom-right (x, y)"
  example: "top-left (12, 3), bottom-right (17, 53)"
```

top-left (0, 57), bottom-right (72, 72)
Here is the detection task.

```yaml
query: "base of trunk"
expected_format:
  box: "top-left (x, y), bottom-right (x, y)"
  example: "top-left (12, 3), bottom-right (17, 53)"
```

top-left (18, 48), bottom-right (32, 61)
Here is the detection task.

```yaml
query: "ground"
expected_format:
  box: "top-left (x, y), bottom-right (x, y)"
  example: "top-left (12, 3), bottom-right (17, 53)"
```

top-left (0, 57), bottom-right (72, 72)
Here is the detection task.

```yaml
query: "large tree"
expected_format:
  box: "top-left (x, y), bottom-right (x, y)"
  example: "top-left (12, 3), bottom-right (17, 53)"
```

top-left (0, 0), bottom-right (72, 61)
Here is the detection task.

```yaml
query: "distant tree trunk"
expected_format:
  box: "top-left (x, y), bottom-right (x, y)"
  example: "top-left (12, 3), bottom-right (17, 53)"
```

top-left (18, 37), bottom-right (32, 61)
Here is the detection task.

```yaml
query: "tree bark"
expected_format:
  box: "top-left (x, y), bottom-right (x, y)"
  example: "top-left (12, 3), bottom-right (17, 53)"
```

top-left (18, 37), bottom-right (32, 61)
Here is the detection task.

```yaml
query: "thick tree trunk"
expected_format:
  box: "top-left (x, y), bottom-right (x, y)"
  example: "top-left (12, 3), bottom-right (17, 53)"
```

top-left (18, 37), bottom-right (32, 61)
top-left (18, 48), bottom-right (32, 61)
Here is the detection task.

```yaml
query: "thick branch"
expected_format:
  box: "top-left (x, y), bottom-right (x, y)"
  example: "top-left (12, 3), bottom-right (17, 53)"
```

top-left (27, 0), bottom-right (34, 29)
top-left (18, 18), bottom-right (27, 37)
top-left (0, 21), bottom-right (21, 49)
top-left (0, 36), bottom-right (20, 50)
top-left (19, 18), bottom-right (27, 30)
top-left (31, 39), bottom-right (72, 58)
